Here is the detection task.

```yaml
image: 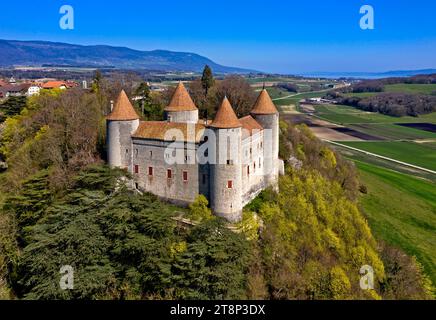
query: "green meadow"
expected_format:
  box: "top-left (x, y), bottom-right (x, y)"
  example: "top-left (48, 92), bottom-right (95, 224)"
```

top-left (355, 160), bottom-right (436, 286)
top-left (385, 83), bottom-right (436, 95)
top-left (349, 123), bottom-right (436, 140)
top-left (314, 104), bottom-right (436, 125)
top-left (340, 141), bottom-right (436, 171)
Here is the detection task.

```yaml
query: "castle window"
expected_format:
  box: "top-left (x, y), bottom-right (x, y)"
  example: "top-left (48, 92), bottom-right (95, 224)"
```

top-left (250, 148), bottom-right (252, 154)
top-left (259, 157), bottom-right (262, 168)
top-left (135, 183), bottom-right (139, 189)
top-left (260, 142), bottom-right (263, 148)
top-left (149, 151), bottom-right (153, 158)
top-left (125, 149), bottom-right (129, 154)
top-left (183, 171), bottom-right (188, 182)
top-left (148, 166), bottom-right (153, 176)
top-left (227, 180), bottom-right (233, 189)
top-left (247, 165), bottom-right (250, 175)
top-left (135, 149), bottom-right (138, 157)
top-left (254, 162), bottom-right (256, 171)
top-left (167, 169), bottom-right (172, 179)
top-left (134, 165), bottom-right (139, 174)
top-left (226, 159), bottom-right (233, 165)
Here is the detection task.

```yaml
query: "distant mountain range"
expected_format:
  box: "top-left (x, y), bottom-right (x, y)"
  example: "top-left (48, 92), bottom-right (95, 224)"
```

top-left (299, 69), bottom-right (436, 79)
top-left (0, 39), bottom-right (255, 74)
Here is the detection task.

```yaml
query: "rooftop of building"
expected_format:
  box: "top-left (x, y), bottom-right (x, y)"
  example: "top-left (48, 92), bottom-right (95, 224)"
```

top-left (164, 81), bottom-right (198, 112)
top-left (208, 96), bottom-right (242, 129)
top-left (251, 89), bottom-right (278, 115)
top-left (106, 90), bottom-right (140, 121)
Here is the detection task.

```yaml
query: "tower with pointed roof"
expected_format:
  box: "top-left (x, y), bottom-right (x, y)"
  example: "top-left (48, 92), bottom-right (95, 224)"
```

top-left (250, 89), bottom-right (279, 187)
top-left (208, 97), bottom-right (243, 221)
top-left (165, 82), bottom-right (199, 123)
top-left (105, 85), bottom-right (283, 223)
top-left (106, 90), bottom-right (140, 168)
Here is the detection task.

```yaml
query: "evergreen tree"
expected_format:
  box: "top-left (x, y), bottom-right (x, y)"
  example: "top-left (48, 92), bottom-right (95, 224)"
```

top-left (201, 65), bottom-right (214, 96)
top-left (0, 96), bottom-right (27, 117)
top-left (91, 70), bottom-right (102, 94)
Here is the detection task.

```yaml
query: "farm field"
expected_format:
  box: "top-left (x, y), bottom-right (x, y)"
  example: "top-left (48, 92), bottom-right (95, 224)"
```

top-left (314, 104), bottom-right (436, 125)
top-left (384, 83), bottom-right (436, 95)
top-left (340, 141), bottom-right (436, 171)
top-left (274, 90), bottom-right (332, 107)
top-left (355, 160), bottom-right (436, 286)
top-left (349, 123), bottom-right (436, 140)
top-left (343, 83), bottom-right (436, 99)
top-left (343, 92), bottom-right (378, 98)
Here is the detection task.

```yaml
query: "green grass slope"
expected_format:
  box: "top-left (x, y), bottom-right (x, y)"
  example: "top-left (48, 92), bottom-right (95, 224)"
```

top-left (340, 141), bottom-right (436, 171)
top-left (355, 160), bottom-right (436, 285)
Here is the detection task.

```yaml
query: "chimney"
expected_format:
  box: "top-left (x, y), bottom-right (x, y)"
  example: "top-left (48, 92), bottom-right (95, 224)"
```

top-left (110, 100), bottom-right (114, 112)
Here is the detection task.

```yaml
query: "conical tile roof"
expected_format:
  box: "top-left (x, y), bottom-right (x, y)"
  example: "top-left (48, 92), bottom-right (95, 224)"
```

top-left (165, 82), bottom-right (197, 112)
top-left (209, 96), bottom-right (242, 129)
top-left (251, 89), bottom-right (278, 115)
top-left (106, 90), bottom-right (139, 121)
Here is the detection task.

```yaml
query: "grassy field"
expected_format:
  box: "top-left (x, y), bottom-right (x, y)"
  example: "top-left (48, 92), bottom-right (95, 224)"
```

top-left (314, 104), bottom-right (436, 124)
top-left (349, 123), bottom-right (436, 140)
top-left (355, 160), bottom-right (436, 286)
top-left (343, 92), bottom-right (379, 98)
top-left (343, 84), bottom-right (436, 99)
top-left (340, 141), bottom-right (436, 171)
top-left (264, 87), bottom-right (293, 100)
top-left (274, 90), bottom-right (331, 107)
top-left (385, 83), bottom-right (436, 95)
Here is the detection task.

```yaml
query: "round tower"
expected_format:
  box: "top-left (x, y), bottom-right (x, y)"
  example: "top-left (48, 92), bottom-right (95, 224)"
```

top-left (106, 90), bottom-right (140, 168)
top-left (208, 97), bottom-right (243, 222)
top-left (165, 82), bottom-right (199, 123)
top-left (250, 89), bottom-right (279, 186)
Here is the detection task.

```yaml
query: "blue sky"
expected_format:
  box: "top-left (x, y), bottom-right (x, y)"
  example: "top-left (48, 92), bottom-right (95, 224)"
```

top-left (0, 0), bottom-right (435, 73)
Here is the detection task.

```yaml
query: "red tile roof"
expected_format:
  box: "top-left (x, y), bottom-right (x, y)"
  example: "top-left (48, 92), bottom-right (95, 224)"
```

top-left (41, 81), bottom-right (67, 89)
top-left (251, 89), bottom-right (278, 115)
top-left (209, 97), bottom-right (242, 129)
top-left (165, 82), bottom-right (197, 112)
top-left (133, 121), bottom-right (205, 143)
top-left (106, 90), bottom-right (140, 121)
top-left (239, 115), bottom-right (263, 139)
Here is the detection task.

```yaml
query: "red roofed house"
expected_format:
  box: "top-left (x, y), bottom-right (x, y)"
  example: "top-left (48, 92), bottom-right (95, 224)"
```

top-left (42, 81), bottom-right (68, 90)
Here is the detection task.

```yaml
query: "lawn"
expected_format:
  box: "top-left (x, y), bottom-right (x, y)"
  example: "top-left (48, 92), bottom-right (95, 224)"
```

top-left (274, 90), bottom-right (330, 107)
top-left (385, 83), bottom-right (436, 95)
top-left (340, 141), bottom-right (436, 171)
top-left (264, 87), bottom-right (293, 100)
top-left (313, 104), bottom-right (436, 125)
top-left (355, 160), bottom-right (436, 286)
top-left (343, 92), bottom-right (379, 98)
top-left (350, 123), bottom-right (436, 140)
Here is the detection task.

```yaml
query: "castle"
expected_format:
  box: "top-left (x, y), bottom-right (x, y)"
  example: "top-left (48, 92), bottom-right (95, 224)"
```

top-left (106, 82), bottom-right (283, 222)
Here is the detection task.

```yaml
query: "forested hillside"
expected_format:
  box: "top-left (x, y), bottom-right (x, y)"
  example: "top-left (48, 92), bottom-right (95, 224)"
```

top-left (0, 74), bottom-right (433, 299)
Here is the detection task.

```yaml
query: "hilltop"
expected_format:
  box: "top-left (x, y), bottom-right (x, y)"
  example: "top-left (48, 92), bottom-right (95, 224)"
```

top-left (0, 39), bottom-right (255, 74)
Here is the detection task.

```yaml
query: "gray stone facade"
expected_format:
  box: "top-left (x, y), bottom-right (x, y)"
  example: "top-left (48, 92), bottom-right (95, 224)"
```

top-left (106, 88), bottom-right (282, 222)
